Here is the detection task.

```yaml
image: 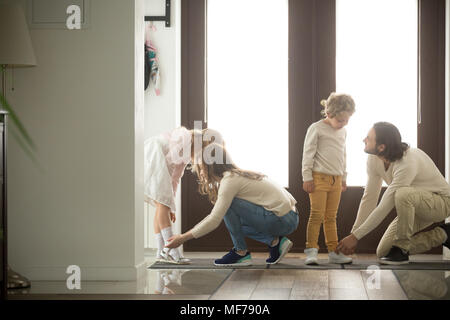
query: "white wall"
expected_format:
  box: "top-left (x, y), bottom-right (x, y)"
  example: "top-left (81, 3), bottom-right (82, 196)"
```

top-left (4, 0), bottom-right (146, 280)
top-left (143, 0), bottom-right (182, 250)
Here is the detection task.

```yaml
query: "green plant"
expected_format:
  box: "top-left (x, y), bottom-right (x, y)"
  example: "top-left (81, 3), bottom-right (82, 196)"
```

top-left (0, 93), bottom-right (41, 242)
top-left (0, 91), bottom-right (38, 167)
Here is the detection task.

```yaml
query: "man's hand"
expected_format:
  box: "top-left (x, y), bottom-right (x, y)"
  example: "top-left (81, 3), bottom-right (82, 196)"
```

top-left (303, 180), bottom-right (315, 193)
top-left (342, 181), bottom-right (347, 192)
top-left (336, 234), bottom-right (358, 255)
top-left (170, 212), bottom-right (176, 223)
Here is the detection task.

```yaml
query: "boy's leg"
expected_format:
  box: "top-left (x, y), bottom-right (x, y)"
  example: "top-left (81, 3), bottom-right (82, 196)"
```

top-left (323, 177), bottom-right (342, 252)
top-left (306, 188), bottom-right (327, 250)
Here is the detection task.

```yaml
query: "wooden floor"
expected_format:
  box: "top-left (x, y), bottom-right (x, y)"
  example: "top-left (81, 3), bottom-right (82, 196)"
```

top-left (209, 269), bottom-right (407, 300)
top-left (208, 253), bottom-right (408, 300)
top-left (8, 253), bottom-right (449, 300)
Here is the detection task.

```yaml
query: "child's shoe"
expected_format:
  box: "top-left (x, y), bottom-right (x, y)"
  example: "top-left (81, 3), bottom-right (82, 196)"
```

top-left (328, 251), bottom-right (353, 264)
top-left (214, 249), bottom-right (252, 266)
top-left (155, 251), bottom-right (165, 263)
top-left (266, 236), bottom-right (293, 264)
top-left (161, 248), bottom-right (191, 265)
top-left (304, 248), bottom-right (319, 265)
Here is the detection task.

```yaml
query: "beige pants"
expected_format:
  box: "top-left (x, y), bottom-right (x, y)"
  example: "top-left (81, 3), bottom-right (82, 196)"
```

top-left (376, 187), bottom-right (450, 258)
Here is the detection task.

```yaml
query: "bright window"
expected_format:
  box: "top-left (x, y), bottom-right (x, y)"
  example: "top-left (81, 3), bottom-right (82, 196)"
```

top-left (206, 0), bottom-right (289, 187)
top-left (336, 0), bottom-right (418, 186)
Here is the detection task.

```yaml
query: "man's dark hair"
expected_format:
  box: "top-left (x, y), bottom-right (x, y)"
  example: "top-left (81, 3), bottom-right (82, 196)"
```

top-left (373, 122), bottom-right (409, 162)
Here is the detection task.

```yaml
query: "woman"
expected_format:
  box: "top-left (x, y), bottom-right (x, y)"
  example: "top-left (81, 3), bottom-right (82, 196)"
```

top-left (165, 143), bottom-right (300, 266)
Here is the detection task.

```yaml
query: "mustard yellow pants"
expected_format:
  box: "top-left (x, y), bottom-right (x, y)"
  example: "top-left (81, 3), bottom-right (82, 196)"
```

top-left (306, 172), bottom-right (342, 252)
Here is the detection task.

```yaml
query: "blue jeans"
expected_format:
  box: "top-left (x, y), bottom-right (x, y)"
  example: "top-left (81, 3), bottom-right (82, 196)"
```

top-left (223, 197), bottom-right (299, 251)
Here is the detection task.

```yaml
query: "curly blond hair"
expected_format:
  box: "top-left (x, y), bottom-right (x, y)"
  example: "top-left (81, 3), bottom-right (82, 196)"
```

top-left (320, 92), bottom-right (355, 118)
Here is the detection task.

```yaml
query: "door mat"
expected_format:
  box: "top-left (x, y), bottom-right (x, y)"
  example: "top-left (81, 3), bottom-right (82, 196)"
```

top-left (149, 258), bottom-right (450, 270)
top-left (149, 258), bottom-right (270, 269)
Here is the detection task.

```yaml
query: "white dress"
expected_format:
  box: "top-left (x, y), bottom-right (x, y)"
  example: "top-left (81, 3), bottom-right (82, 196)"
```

top-left (144, 127), bottom-right (191, 214)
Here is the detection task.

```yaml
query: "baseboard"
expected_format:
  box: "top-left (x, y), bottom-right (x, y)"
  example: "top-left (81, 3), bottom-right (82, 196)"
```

top-left (18, 260), bottom-right (149, 281)
top-left (444, 247), bottom-right (450, 260)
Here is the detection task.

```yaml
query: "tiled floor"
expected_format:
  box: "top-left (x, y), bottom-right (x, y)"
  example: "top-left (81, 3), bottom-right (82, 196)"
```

top-left (7, 252), bottom-right (450, 300)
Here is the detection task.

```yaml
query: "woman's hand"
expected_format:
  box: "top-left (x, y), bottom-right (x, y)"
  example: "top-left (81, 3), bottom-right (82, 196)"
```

top-left (303, 180), bottom-right (315, 193)
top-left (165, 232), bottom-right (194, 249)
top-left (342, 181), bottom-right (347, 192)
top-left (170, 212), bottom-right (176, 223)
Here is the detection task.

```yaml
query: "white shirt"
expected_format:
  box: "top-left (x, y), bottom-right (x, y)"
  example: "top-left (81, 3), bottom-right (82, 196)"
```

top-left (351, 148), bottom-right (450, 240)
top-left (190, 171), bottom-right (298, 239)
top-left (302, 119), bottom-right (347, 182)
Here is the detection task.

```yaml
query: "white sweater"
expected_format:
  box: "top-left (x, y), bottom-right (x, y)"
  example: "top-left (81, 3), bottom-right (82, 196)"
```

top-left (302, 119), bottom-right (348, 182)
top-left (351, 148), bottom-right (450, 240)
top-left (190, 171), bottom-right (298, 239)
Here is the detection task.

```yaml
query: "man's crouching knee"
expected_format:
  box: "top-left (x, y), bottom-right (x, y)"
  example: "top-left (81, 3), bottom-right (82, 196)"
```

top-left (394, 186), bottom-right (416, 206)
top-left (376, 243), bottom-right (391, 259)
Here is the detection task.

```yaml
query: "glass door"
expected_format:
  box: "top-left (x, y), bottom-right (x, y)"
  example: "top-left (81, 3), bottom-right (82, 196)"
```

top-left (207, 0), bottom-right (289, 187)
top-left (336, 0), bottom-right (418, 186)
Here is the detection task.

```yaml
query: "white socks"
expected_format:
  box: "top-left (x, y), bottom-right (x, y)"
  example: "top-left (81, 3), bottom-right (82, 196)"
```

top-left (155, 233), bottom-right (165, 257)
top-left (161, 226), bottom-right (181, 260)
top-left (161, 226), bottom-right (173, 242)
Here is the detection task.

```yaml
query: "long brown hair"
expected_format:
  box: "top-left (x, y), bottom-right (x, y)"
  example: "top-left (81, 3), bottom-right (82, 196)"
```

top-left (187, 127), bottom-right (224, 170)
top-left (373, 122), bottom-right (409, 162)
top-left (191, 143), bottom-right (266, 204)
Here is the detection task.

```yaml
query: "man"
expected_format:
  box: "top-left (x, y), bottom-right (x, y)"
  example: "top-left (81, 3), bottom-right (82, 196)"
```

top-left (337, 122), bottom-right (450, 265)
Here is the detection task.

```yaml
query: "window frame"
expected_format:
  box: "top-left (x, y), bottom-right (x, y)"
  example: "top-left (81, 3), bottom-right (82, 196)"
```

top-left (181, 0), bottom-right (445, 253)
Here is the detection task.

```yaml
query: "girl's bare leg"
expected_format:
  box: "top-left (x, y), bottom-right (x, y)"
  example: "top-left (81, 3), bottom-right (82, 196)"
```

top-left (153, 212), bottom-right (161, 234)
top-left (155, 202), bottom-right (172, 230)
top-left (155, 202), bottom-right (186, 262)
top-left (153, 202), bottom-right (171, 259)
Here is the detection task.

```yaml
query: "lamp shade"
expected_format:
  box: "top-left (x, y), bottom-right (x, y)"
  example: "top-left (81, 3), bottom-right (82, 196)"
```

top-left (0, 4), bottom-right (37, 67)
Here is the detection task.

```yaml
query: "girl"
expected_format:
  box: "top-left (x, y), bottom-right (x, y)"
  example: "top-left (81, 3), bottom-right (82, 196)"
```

top-left (144, 127), bottom-right (223, 264)
top-left (302, 92), bottom-right (355, 265)
top-left (164, 143), bottom-right (299, 267)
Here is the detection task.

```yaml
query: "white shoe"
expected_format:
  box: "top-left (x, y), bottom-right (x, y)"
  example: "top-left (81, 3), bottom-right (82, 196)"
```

top-left (328, 251), bottom-right (352, 264)
top-left (155, 250), bottom-right (165, 263)
top-left (161, 248), bottom-right (191, 265)
top-left (168, 270), bottom-right (184, 286)
top-left (304, 248), bottom-right (319, 265)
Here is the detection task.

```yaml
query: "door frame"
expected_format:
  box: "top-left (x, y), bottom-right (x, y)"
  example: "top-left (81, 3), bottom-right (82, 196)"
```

top-left (181, 0), bottom-right (446, 253)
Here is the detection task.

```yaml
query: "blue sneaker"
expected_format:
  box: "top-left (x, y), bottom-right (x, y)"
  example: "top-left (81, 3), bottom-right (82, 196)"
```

top-left (214, 249), bottom-right (252, 267)
top-left (266, 237), bottom-right (293, 264)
